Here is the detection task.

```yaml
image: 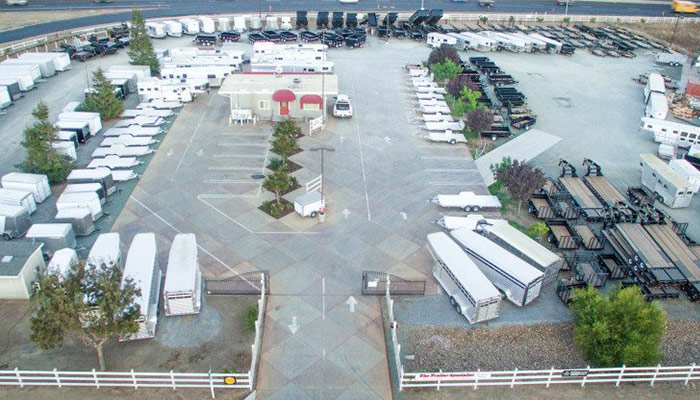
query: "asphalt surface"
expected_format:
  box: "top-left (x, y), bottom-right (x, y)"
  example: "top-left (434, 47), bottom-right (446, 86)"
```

top-left (0, 0), bottom-right (692, 44)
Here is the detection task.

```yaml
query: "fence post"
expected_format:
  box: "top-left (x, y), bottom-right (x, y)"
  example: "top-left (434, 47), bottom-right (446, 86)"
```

top-left (580, 366), bottom-right (589, 387)
top-left (547, 366), bottom-right (554, 388)
top-left (474, 369), bottom-right (480, 390)
top-left (132, 369), bottom-right (138, 390)
top-left (616, 365), bottom-right (625, 387)
top-left (54, 368), bottom-right (61, 388)
top-left (399, 364), bottom-right (404, 392)
top-left (437, 369), bottom-right (442, 391)
top-left (170, 370), bottom-right (176, 390)
top-left (511, 367), bottom-right (517, 388)
top-left (209, 370), bottom-right (216, 399)
top-left (93, 368), bottom-right (100, 389)
top-left (14, 367), bottom-right (23, 388)
top-left (684, 363), bottom-right (696, 386)
top-left (650, 364), bottom-right (660, 386)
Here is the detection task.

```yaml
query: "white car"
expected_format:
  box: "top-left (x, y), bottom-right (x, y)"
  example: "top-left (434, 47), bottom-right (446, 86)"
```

top-left (339, 0), bottom-right (359, 3)
top-left (333, 95), bottom-right (353, 118)
top-left (6, 0), bottom-right (28, 5)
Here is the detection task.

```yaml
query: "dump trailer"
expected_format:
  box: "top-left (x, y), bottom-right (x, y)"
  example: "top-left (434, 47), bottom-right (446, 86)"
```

top-left (0, 204), bottom-right (31, 240)
top-left (163, 233), bottom-right (202, 316)
top-left (431, 191), bottom-right (501, 212)
top-left (450, 227), bottom-right (544, 306)
top-left (640, 153), bottom-right (694, 208)
top-left (426, 232), bottom-right (501, 323)
top-left (1, 173), bottom-right (50, 203)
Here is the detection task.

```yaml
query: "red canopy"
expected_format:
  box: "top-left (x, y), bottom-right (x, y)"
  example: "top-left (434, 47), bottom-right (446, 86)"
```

top-left (300, 94), bottom-right (323, 106)
top-left (272, 89), bottom-right (296, 102)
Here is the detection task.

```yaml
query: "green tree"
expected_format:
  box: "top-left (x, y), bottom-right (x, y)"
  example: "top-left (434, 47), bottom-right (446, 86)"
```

top-left (262, 167), bottom-right (294, 206)
top-left (430, 60), bottom-right (461, 80)
top-left (528, 222), bottom-right (549, 243)
top-left (495, 160), bottom-right (546, 216)
top-left (127, 9), bottom-right (159, 74)
top-left (428, 43), bottom-right (461, 66)
top-left (274, 119), bottom-right (302, 138)
top-left (271, 134), bottom-right (299, 165)
top-left (84, 68), bottom-right (124, 120)
top-left (571, 286), bottom-right (666, 367)
top-left (30, 262), bottom-right (141, 371)
top-left (16, 102), bottom-right (74, 183)
top-left (459, 86), bottom-right (482, 112)
top-left (490, 156), bottom-right (513, 176)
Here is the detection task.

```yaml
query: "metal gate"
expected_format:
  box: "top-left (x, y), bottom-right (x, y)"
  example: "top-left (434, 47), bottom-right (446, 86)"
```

top-left (205, 271), bottom-right (270, 295)
top-left (361, 271), bottom-right (426, 296)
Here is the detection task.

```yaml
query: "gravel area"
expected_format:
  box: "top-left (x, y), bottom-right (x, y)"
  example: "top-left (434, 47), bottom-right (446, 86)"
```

top-left (403, 320), bottom-right (700, 372)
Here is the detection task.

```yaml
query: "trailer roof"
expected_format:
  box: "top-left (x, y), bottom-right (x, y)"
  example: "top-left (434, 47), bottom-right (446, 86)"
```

top-left (68, 168), bottom-right (111, 179)
top-left (2, 172), bottom-right (47, 185)
top-left (0, 241), bottom-right (43, 277)
top-left (55, 207), bottom-right (91, 219)
top-left (647, 73), bottom-right (666, 94)
top-left (58, 191), bottom-right (99, 204)
top-left (87, 232), bottom-right (121, 268)
top-left (558, 177), bottom-right (603, 209)
top-left (0, 203), bottom-right (26, 217)
top-left (583, 175), bottom-right (626, 205)
top-left (427, 232), bottom-right (500, 300)
top-left (27, 223), bottom-right (72, 238)
top-left (669, 159), bottom-right (700, 178)
top-left (640, 153), bottom-right (690, 189)
top-left (48, 247), bottom-right (78, 277)
top-left (451, 227), bottom-right (544, 284)
top-left (164, 233), bottom-right (198, 293)
top-left (0, 188), bottom-right (33, 201)
top-left (123, 233), bottom-right (158, 315)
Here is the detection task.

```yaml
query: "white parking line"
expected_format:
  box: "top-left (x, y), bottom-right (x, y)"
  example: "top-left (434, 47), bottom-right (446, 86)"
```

top-left (420, 156), bottom-right (468, 160)
top-left (350, 76), bottom-right (372, 222)
top-left (425, 169), bottom-right (479, 173)
top-left (203, 180), bottom-right (261, 184)
top-left (214, 154), bottom-right (266, 158)
top-left (170, 94), bottom-right (214, 182)
top-left (208, 166), bottom-right (261, 171)
top-left (429, 182), bottom-right (485, 186)
top-left (218, 143), bottom-right (268, 147)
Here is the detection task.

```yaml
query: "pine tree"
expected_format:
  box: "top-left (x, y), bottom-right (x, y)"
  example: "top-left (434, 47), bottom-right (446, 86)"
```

top-left (127, 8), bottom-right (159, 75)
top-left (85, 67), bottom-right (124, 120)
top-left (16, 102), bottom-right (74, 183)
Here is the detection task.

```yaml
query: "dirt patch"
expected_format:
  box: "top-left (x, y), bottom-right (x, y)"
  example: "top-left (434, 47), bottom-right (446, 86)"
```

top-left (0, 9), bottom-right (126, 33)
top-left (616, 22), bottom-right (700, 55)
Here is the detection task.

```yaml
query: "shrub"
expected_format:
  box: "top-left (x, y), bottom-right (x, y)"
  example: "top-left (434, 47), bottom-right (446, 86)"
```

top-left (446, 75), bottom-right (479, 98)
top-left (428, 43), bottom-right (461, 66)
top-left (465, 108), bottom-right (493, 137)
top-left (480, 16), bottom-right (489, 23)
top-left (430, 59), bottom-right (461, 80)
top-left (274, 119), bottom-right (301, 138)
top-left (244, 303), bottom-right (259, 332)
top-left (267, 157), bottom-right (285, 171)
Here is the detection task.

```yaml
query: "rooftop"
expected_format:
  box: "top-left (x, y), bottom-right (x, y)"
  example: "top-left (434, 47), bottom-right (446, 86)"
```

top-left (219, 73), bottom-right (339, 96)
top-left (0, 241), bottom-right (42, 277)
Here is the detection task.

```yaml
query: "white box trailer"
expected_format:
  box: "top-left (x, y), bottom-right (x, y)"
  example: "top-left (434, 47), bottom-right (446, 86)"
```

top-left (54, 207), bottom-right (96, 236)
top-left (137, 100), bottom-right (182, 110)
top-left (654, 52), bottom-right (687, 66)
top-left (26, 223), bottom-right (76, 257)
top-left (431, 191), bottom-right (501, 212)
top-left (88, 155), bottom-right (140, 170)
top-left (104, 126), bottom-right (162, 138)
top-left (459, 31), bottom-right (497, 51)
top-left (101, 135), bottom-right (156, 147)
top-left (233, 16), bottom-right (246, 32)
top-left (122, 108), bottom-right (173, 118)
top-left (64, 183), bottom-right (106, 204)
top-left (640, 117), bottom-right (700, 146)
top-left (0, 69), bottom-right (35, 91)
top-left (109, 65), bottom-right (152, 81)
top-left (0, 188), bottom-right (36, 214)
top-left (645, 92), bottom-right (668, 119)
top-left (450, 227), bottom-right (544, 306)
top-left (18, 52), bottom-right (71, 72)
top-left (427, 232), bottom-right (501, 323)
top-left (87, 232), bottom-right (121, 270)
top-left (66, 168), bottom-right (116, 196)
top-left (92, 144), bottom-right (152, 158)
top-left (58, 112), bottom-right (102, 136)
top-left (114, 116), bottom-right (165, 127)
top-left (146, 22), bottom-right (167, 39)
top-left (438, 215), bottom-right (563, 285)
top-left (507, 32), bottom-right (543, 52)
top-left (56, 192), bottom-right (103, 221)
top-left (160, 66), bottom-right (232, 87)
top-left (137, 78), bottom-right (196, 103)
top-left (218, 17), bottom-right (231, 31)
top-left (55, 120), bottom-right (91, 143)
top-left (0, 79), bottom-right (22, 100)
top-left (180, 18), bottom-right (201, 35)
top-left (427, 33), bottom-right (457, 49)
top-left (56, 130), bottom-right (79, 147)
top-left (425, 131), bottom-right (467, 145)
top-left (162, 55), bottom-right (244, 70)
top-left (640, 153), bottom-right (695, 208)
top-left (200, 16), bottom-right (216, 34)
top-left (52, 141), bottom-right (77, 160)
top-left (0, 64), bottom-right (41, 81)
top-left (0, 204), bottom-right (31, 240)
top-left (0, 85), bottom-right (12, 109)
top-left (425, 120), bottom-right (465, 131)
top-left (527, 32), bottom-right (563, 53)
top-left (163, 233), bottom-right (202, 316)
top-left (1, 172), bottom-right (50, 203)
top-left (163, 20), bottom-right (183, 37)
top-left (669, 158), bottom-right (700, 193)
top-left (1, 58), bottom-right (56, 78)
top-left (47, 248), bottom-right (78, 277)
top-left (120, 233), bottom-right (162, 341)
top-left (644, 73), bottom-right (666, 103)
top-left (293, 191), bottom-right (324, 217)
top-left (105, 71), bottom-right (138, 94)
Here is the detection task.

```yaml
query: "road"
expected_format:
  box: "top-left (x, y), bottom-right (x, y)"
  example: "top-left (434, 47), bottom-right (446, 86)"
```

top-left (0, 0), bottom-right (690, 44)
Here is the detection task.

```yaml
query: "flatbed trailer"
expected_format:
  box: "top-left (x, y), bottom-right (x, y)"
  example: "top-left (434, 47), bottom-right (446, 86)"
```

top-left (571, 224), bottom-right (605, 250)
top-left (546, 219), bottom-right (580, 250)
top-left (556, 279), bottom-right (588, 305)
top-left (558, 177), bottom-right (605, 221)
top-left (597, 253), bottom-right (627, 279)
top-left (566, 252), bottom-right (608, 287)
top-left (643, 223), bottom-right (700, 284)
top-left (529, 193), bottom-right (556, 219)
top-left (583, 175), bottom-right (626, 207)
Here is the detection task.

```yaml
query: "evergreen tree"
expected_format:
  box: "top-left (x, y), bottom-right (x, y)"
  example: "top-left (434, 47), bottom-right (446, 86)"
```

top-left (127, 8), bottom-right (159, 74)
top-left (85, 68), bottom-right (124, 120)
top-left (16, 102), bottom-right (74, 183)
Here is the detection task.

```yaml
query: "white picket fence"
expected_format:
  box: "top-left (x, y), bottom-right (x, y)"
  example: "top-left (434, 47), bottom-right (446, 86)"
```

top-left (248, 273), bottom-right (267, 389)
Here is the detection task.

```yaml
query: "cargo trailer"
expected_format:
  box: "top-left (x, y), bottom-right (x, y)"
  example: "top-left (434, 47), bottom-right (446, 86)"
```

top-left (87, 232), bottom-right (121, 270)
top-left (427, 32), bottom-right (457, 48)
top-left (426, 232), bottom-right (501, 323)
top-left (66, 168), bottom-right (116, 196)
top-left (146, 22), bottom-right (167, 39)
top-left (0, 64), bottom-right (41, 81)
top-left (47, 248), bottom-right (78, 277)
top-left (640, 153), bottom-right (694, 208)
top-left (179, 18), bottom-right (201, 35)
top-left (0, 85), bottom-right (12, 109)
top-left (0, 188), bottom-right (36, 214)
top-left (56, 192), bottom-right (103, 221)
top-left (200, 16), bottom-right (216, 34)
top-left (0, 70), bottom-right (35, 91)
top-left (63, 183), bottom-right (106, 204)
top-left (18, 52), bottom-right (71, 72)
top-left (0, 204), bottom-right (31, 240)
top-left (218, 17), bottom-right (231, 32)
top-left (1, 172), bottom-right (50, 203)
top-left (163, 20), bottom-right (183, 37)
top-left (58, 112), bottom-right (102, 136)
top-left (163, 233), bottom-right (202, 316)
top-left (1, 58), bottom-right (56, 78)
top-left (450, 227), bottom-right (544, 306)
top-left (26, 223), bottom-right (76, 257)
top-left (669, 159), bottom-right (700, 193)
top-left (0, 79), bottom-right (22, 100)
top-left (54, 207), bottom-right (96, 236)
top-left (55, 120), bottom-right (91, 143)
top-left (644, 73), bottom-right (666, 103)
top-left (431, 191), bottom-right (501, 212)
top-left (120, 233), bottom-right (162, 341)
top-left (56, 130), bottom-right (79, 147)
top-left (645, 92), bottom-right (668, 119)
top-left (52, 141), bottom-right (77, 160)
top-left (233, 16), bottom-right (246, 32)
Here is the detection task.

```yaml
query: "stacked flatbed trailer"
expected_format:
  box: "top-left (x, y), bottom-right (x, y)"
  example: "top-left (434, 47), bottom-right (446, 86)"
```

top-left (558, 176), bottom-right (605, 221)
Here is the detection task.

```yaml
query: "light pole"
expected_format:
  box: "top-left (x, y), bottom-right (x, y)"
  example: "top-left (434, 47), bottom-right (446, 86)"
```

top-left (421, 0), bottom-right (425, 11)
top-left (258, 0), bottom-right (262, 19)
top-left (310, 146), bottom-right (335, 205)
top-left (565, 0), bottom-right (570, 17)
top-left (670, 16), bottom-right (683, 49)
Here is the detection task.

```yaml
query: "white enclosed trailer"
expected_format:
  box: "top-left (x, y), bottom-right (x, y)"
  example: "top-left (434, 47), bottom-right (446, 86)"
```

top-left (233, 16), bottom-right (246, 32)
top-left (425, 131), bottom-right (467, 145)
top-left (54, 207), bottom-right (96, 236)
top-left (64, 183), bottom-right (106, 204)
top-left (58, 112), bottom-right (102, 136)
top-left (56, 130), bottom-right (79, 147)
top-left (669, 158), bottom-right (700, 193)
top-left (92, 144), bottom-right (153, 158)
top-left (137, 100), bottom-right (182, 110)
top-left (0, 86), bottom-right (11, 108)
top-left (1, 58), bottom-right (55, 78)
top-left (427, 32), bottom-right (457, 49)
top-left (640, 117), bottom-right (700, 146)
top-left (163, 233), bottom-right (202, 316)
top-left (426, 232), bottom-right (501, 323)
top-left (146, 22), bottom-right (167, 39)
top-left (450, 227), bottom-right (544, 306)
top-left (109, 65), bottom-right (152, 81)
top-left (0, 69), bottom-right (35, 91)
top-left (87, 232), bottom-right (121, 269)
top-left (26, 223), bottom-right (76, 257)
top-left (1, 172), bottom-right (50, 203)
top-left (179, 18), bottom-right (201, 35)
top-left (527, 32), bottom-right (563, 53)
top-left (431, 191), bottom-right (501, 212)
top-left (52, 142), bottom-right (77, 160)
top-left (293, 191), bottom-right (324, 218)
top-left (88, 155), bottom-right (140, 170)
top-left (18, 52), bottom-right (71, 72)
top-left (105, 71), bottom-right (138, 94)
top-left (644, 73), bottom-right (666, 103)
top-left (425, 120), bottom-right (465, 131)
top-left (104, 126), bottom-right (163, 137)
top-left (137, 78), bottom-right (197, 103)
top-left (199, 16), bottom-right (216, 34)
top-left (0, 79), bottom-right (22, 100)
top-left (218, 17), bottom-right (231, 31)
top-left (160, 66), bottom-right (232, 87)
top-left (446, 32), bottom-right (474, 51)
top-left (120, 233), bottom-right (162, 341)
top-left (163, 20), bottom-right (183, 37)
top-left (0, 204), bottom-right (31, 240)
top-left (645, 92), bottom-right (668, 119)
top-left (459, 31), bottom-right (497, 51)
top-left (640, 153), bottom-right (694, 208)
top-left (48, 248), bottom-right (79, 277)
top-left (111, 170), bottom-right (139, 182)
top-left (55, 120), bottom-right (91, 143)
top-left (66, 168), bottom-right (116, 196)
top-left (0, 188), bottom-right (36, 214)
top-left (122, 108), bottom-right (173, 118)
top-left (101, 135), bottom-right (156, 147)
top-left (56, 192), bottom-right (103, 221)
top-left (0, 64), bottom-right (41, 81)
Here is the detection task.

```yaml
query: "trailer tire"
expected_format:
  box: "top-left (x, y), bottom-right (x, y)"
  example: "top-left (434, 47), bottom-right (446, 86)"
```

top-left (472, 206), bottom-right (480, 212)
top-left (455, 303), bottom-right (462, 315)
top-left (449, 296), bottom-right (456, 306)
top-left (463, 206), bottom-right (472, 212)
top-left (2, 233), bottom-right (10, 241)
top-left (310, 211), bottom-right (317, 218)
top-left (449, 139), bottom-right (457, 145)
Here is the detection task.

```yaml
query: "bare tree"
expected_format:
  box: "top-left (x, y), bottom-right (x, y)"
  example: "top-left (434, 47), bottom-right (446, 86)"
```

top-left (496, 160), bottom-right (546, 216)
top-left (428, 44), bottom-right (461, 66)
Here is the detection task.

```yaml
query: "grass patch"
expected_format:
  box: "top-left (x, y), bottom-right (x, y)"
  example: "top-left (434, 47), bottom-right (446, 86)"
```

top-left (488, 180), bottom-right (511, 213)
top-left (244, 303), bottom-right (259, 332)
top-left (508, 220), bottom-right (539, 240)
top-left (616, 22), bottom-right (700, 54)
top-left (464, 129), bottom-right (479, 141)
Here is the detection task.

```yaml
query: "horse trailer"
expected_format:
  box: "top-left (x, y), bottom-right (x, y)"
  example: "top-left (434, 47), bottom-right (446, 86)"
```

top-left (639, 153), bottom-right (694, 208)
top-left (163, 233), bottom-right (202, 316)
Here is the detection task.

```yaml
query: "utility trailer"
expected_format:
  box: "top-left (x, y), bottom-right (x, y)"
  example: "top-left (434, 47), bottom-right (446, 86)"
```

top-left (450, 227), bottom-right (544, 306)
top-left (558, 161), bottom-right (605, 221)
top-left (565, 252), bottom-right (608, 287)
top-left (103, 127), bottom-right (162, 138)
top-left (581, 159), bottom-right (627, 207)
top-left (54, 207), bottom-right (95, 237)
top-left (0, 204), bottom-right (31, 240)
top-left (26, 223), bottom-right (76, 257)
top-left (556, 279), bottom-right (588, 305)
top-left (101, 135), bottom-right (156, 148)
top-left (92, 144), bottom-right (152, 158)
top-left (1, 172), bottom-right (50, 203)
top-left (546, 219), bottom-right (580, 250)
top-left (425, 131), bottom-right (467, 145)
top-left (88, 155), bottom-right (140, 170)
top-left (163, 233), bottom-right (202, 316)
top-left (529, 193), bottom-right (557, 219)
top-left (431, 191), bottom-right (501, 212)
top-left (640, 153), bottom-right (694, 208)
top-left (426, 232), bottom-right (501, 323)
top-left (654, 52), bottom-right (687, 66)
top-left (597, 253), bottom-right (627, 280)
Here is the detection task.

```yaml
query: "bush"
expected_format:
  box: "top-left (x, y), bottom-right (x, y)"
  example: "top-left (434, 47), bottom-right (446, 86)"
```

top-left (244, 303), bottom-right (259, 332)
top-left (446, 75), bottom-right (479, 98)
top-left (465, 108), bottom-right (493, 137)
top-left (427, 44), bottom-right (461, 66)
top-left (267, 157), bottom-right (285, 171)
top-left (430, 59), bottom-right (461, 80)
top-left (261, 200), bottom-right (291, 219)
top-left (274, 119), bottom-right (302, 138)
top-left (571, 285), bottom-right (666, 367)
top-left (480, 16), bottom-right (489, 23)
